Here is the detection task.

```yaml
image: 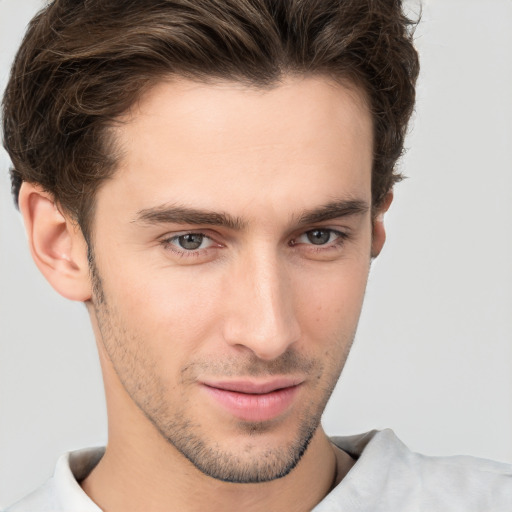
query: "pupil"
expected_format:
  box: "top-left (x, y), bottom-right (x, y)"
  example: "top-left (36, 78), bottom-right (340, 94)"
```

top-left (307, 230), bottom-right (330, 245)
top-left (179, 234), bottom-right (204, 250)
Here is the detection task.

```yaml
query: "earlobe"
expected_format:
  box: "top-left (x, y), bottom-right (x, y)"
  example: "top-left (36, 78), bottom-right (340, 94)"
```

top-left (18, 182), bottom-right (92, 301)
top-left (371, 191), bottom-right (393, 258)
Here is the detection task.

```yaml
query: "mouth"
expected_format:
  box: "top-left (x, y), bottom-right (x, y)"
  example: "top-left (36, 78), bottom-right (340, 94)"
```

top-left (200, 378), bottom-right (304, 423)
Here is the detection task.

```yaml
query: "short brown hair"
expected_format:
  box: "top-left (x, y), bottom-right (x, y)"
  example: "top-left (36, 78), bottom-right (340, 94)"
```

top-left (2, 0), bottom-right (419, 240)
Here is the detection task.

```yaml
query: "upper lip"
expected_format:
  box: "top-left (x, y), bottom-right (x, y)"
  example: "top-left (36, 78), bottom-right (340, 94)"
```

top-left (201, 378), bottom-right (304, 394)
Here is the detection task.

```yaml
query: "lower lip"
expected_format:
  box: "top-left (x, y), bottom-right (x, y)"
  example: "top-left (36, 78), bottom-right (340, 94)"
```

top-left (202, 384), bottom-right (301, 422)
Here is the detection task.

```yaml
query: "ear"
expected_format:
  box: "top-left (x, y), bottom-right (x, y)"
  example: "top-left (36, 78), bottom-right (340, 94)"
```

top-left (371, 191), bottom-right (393, 258)
top-left (18, 182), bottom-right (92, 301)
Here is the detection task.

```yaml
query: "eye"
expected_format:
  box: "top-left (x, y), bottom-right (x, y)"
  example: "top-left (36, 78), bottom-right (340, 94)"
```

top-left (294, 229), bottom-right (344, 246)
top-left (305, 229), bottom-right (332, 245)
top-left (162, 232), bottom-right (216, 253)
top-left (176, 233), bottom-right (207, 250)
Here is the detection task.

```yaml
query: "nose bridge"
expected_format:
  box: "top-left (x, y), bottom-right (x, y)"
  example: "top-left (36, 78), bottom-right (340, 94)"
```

top-left (223, 245), bottom-right (300, 360)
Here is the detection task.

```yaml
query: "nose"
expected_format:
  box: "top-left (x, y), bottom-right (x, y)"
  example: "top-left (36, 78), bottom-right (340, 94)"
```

top-left (222, 249), bottom-right (301, 360)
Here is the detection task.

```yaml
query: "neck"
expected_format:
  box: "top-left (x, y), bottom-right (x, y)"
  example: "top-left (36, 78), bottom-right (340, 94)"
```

top-left (80, 394), bottom-right (353, 512)
top-left (81, 421), bottom-right (351, 512)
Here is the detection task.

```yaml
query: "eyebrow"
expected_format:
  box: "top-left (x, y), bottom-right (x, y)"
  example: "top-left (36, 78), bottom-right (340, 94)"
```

top-left (133, 198), bottom-right (369, 230)
top-left (296, 199), bottom-right (369, 225)
top-left (134, 205), bottom-right (245, 230)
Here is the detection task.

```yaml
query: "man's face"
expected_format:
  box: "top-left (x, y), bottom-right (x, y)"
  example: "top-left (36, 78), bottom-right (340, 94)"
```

top-left (88, 76), bottom-right (376, 483)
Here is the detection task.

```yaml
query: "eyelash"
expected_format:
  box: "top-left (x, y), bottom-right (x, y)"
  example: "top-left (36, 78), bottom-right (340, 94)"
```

top-left (160, 228), bottom-right (349, 259)
top-left (160, 232), bottom-right (215, 258)
top-left (290, 229), bottom-right (349, 252)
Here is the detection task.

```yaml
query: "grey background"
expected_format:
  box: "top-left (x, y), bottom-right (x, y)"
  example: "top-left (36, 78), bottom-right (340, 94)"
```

top-left (1, 0), bottom-right (511, 507)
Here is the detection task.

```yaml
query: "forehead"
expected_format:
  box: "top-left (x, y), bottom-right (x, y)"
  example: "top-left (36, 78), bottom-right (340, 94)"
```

top-left (122, 75), bottom-right (372, 155)
top-left (96, 75), bottom-right (373, 224)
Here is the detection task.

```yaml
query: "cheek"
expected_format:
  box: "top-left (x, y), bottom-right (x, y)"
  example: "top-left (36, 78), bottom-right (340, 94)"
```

top-left (100, 257), bottom-right (225, 352)
top-left (295, 260), bottom-right (369, 343)
top-left (97, 236), bottom-right (371, 359)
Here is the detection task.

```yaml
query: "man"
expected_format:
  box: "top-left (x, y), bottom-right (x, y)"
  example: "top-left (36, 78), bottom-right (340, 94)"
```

top-left (2, 0), bottom-right (511, 511)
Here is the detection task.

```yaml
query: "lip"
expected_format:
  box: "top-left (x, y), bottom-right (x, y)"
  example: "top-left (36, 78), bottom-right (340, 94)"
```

top-left (201, 378), bottom-right (304, 422)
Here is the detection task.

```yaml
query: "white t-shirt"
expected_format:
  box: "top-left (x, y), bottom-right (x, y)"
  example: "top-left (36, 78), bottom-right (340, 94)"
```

top-left (5, 429), bottom-right (512, 511)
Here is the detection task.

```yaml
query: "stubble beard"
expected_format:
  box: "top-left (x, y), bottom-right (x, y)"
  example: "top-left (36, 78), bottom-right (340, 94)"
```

top-left (89, 255), bottom-right (352, 484)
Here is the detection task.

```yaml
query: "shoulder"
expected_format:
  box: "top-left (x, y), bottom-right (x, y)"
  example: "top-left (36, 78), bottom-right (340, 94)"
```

top-left (4, 479), bottom-right (60, 512)
top-left (324, 430), bottom-right (512, 511)
top-left (4, 448), bottom-right (104, 512)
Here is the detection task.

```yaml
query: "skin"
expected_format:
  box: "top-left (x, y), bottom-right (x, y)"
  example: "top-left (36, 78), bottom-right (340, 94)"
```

top-left (19, 75), bottom-right (391, 512)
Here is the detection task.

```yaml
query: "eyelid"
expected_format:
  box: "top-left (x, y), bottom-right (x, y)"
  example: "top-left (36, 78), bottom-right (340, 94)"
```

top-left (171, 233), bottom-right (213, 249)
top-left (159, 229), bottom-right (224, 261)
top-left (291, 227), bottom-right (349, 245)
top-left (160, 228), bottom-right (215, 242)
